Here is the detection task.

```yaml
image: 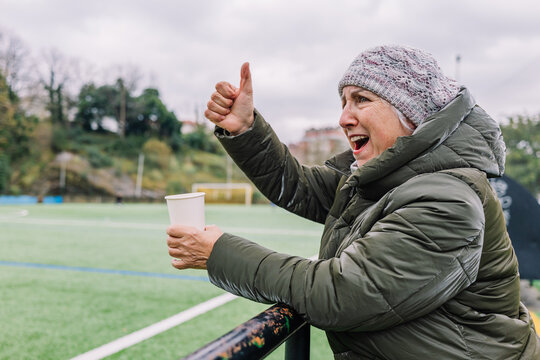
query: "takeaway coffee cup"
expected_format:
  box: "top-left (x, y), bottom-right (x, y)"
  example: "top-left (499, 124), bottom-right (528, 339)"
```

top-left (165, 192), bottom-right (205, 230)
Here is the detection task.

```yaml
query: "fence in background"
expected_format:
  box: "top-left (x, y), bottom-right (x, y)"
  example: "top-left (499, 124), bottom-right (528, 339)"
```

top-left (0, 195), bottom-right (63, 204)
top-left (0, 195), bottom-right (169, 204)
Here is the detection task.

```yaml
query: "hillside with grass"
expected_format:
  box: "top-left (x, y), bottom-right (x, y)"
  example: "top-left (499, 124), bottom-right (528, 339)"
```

top-left (9, 120), bottom-right (253, 201)
top-left (0, 53), bottom-right (258, 201)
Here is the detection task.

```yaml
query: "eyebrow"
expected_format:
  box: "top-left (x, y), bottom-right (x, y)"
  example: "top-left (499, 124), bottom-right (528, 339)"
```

top-left (351, 88), bottom-right (371, 97)
top-left (341, 88), bottom-right (372, 103)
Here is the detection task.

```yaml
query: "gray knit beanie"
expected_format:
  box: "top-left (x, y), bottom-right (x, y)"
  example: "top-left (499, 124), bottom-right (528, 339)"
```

top-left (338, 45), bottom-right (460, 126)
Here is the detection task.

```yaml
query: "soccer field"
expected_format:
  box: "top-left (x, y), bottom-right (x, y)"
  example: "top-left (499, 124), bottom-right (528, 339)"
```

top-left (0, 203), bottom-right (334, 359)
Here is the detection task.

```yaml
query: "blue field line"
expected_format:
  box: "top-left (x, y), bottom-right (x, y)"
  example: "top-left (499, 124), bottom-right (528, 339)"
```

top-left (0, 261), bottom-right (209, 282)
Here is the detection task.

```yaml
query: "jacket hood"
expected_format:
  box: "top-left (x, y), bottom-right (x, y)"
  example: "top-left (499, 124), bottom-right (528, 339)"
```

top-left (327, 87), bottom-right (506, 194)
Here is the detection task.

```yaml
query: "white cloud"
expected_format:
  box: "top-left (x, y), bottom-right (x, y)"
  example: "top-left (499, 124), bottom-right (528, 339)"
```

top-left (1, 0), bottom-right (540, 143)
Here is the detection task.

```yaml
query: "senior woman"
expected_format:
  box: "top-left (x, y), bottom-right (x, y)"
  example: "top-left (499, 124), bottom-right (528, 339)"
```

top-left (167, 45), bottom-right (540, 359)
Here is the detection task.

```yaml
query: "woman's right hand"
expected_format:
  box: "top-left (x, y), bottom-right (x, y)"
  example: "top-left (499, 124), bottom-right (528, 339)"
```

top-left (204, 62), bottom-right (254, 135)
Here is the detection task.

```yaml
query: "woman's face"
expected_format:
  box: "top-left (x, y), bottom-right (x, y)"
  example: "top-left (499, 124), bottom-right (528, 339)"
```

top-left (340, 86), bottom-right (415, 167)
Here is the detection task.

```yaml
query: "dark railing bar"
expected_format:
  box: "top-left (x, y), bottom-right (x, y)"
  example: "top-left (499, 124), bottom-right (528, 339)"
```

top-left (181, 303), bottom-right (309, 359)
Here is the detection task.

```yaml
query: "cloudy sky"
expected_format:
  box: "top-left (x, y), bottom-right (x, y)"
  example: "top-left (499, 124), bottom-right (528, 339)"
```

top-left (1, 0), bottom-right (540, 143)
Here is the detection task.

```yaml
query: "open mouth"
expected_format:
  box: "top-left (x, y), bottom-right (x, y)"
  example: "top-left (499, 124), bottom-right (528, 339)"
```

top-left (350, 135), bottom-right (369, 151)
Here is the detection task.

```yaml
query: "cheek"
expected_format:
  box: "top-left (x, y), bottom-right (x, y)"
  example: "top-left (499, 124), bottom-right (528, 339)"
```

top-left (372, 109), bottom-right (407, 150)
top-left (369, 124), bottom-right (404, 155)
top-left (377, 134), bottom-right (398, 152)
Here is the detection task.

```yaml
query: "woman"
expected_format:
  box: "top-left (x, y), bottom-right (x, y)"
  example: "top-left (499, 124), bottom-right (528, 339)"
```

top-left (167, 45), bottom-right (540, 359)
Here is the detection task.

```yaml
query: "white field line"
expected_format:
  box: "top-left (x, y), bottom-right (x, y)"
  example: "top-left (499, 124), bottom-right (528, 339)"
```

top-left (0, 208), bottom-right (29, 219)
top-left (2, 208), bottom-right (320, 357)
top-left (0, 217), bottom-right (322, 236)
top-left (70, 293), bottom-right (238, 360)
top-left (70, 255), bottom-right (318, 359)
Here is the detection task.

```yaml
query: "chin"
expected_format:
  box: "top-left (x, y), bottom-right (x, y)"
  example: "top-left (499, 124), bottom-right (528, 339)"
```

top-left (355, 154), bottom-right (377, 167)
top-left (355, 159), bottom-right (367, 167)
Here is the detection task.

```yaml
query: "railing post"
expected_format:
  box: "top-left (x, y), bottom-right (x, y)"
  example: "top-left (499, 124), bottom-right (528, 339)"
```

top-left (284, 322), bottom-right (310, 359)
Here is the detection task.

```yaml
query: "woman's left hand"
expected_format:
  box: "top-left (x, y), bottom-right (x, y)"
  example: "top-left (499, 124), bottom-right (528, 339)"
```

top-left (166, 225), bottom-right (223, 270)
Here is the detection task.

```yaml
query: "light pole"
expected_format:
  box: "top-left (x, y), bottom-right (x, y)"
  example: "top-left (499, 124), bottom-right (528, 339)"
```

top-left (57, 151), bottom-right (72, 194)
top-left (135, 153), bottom-right (144, 198)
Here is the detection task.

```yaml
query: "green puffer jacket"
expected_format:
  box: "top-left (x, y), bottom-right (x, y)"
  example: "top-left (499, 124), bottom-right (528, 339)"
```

top-left (207, 88), bottom-right (540, 359)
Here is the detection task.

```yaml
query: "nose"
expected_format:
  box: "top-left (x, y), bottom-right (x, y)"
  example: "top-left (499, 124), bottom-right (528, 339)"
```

top-left (339, 106), bottom-right (357, 129)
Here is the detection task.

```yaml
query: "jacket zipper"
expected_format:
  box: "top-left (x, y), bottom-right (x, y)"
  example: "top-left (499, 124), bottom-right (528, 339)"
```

top-left (325, 161), bottom-right (357, 198)
top-left (324, 160), bottom-right (349, 177)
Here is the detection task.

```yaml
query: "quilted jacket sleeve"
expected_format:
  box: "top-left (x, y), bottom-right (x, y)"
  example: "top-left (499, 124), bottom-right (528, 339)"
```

top-left (207, 173), bottom-right (485, 332)
top-left (215, 109), bottom-right (343, 224)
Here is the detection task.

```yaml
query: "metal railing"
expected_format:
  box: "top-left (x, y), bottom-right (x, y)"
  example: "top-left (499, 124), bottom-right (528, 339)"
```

top-left (182, 303), bottom-right (310, 359)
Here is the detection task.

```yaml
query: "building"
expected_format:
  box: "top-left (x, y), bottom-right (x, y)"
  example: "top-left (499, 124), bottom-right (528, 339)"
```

top-left (180, 119), bottom-right (199, 134)
top-left (289, 126), bottom-right (349, 165)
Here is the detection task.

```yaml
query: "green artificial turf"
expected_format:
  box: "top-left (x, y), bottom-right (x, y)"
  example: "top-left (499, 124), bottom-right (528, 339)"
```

top-left (0, 203), bottom-right (332, 359)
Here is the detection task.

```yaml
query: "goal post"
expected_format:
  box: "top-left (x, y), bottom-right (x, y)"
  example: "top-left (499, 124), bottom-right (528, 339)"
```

top-left (192, 183), bottom-right (253, 206)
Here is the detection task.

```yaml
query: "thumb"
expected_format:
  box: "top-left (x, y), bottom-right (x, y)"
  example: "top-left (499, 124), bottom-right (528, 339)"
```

top-left (239, 62), bottom-right (253, 96)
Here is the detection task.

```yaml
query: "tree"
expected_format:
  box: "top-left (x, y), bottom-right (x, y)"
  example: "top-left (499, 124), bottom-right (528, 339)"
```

top-left (103, 64), bottom-right (141, 137)
top-left (74, 80), bottom-right (182, 145)
top-left (40, 49), bottom-right (77, 126)
top-left (129, 88), bottom-right (181, 139)
top-left (500, 115), bottom-right (540, 197)
top-left (183, 124), bottom-right (222, 154)
top-left (0, 31), bottom-right (29, 95)
top-left (0, 31), bottom-right (43, 117)
top-left (0, 71), bottom-right (36, 193)
top-left (75, 82), bottom-right (120, 132)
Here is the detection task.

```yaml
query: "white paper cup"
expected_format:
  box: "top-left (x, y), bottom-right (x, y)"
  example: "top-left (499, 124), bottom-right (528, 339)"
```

top-left (165, 192), bottom-right (205, 230)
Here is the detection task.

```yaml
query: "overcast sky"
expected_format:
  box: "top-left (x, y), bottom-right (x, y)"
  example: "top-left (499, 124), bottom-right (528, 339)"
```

top-left (1, 0), bottom-right (540, 143)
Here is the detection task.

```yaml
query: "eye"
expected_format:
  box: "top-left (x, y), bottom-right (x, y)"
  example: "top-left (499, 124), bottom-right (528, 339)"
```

top-left (359, 96), bottom-right (369, 103)
top-left (355, 95), bottom-right (370, 104)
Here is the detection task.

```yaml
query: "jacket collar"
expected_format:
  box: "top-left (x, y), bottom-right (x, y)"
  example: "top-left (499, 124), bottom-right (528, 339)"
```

top-left (325, 150), bottom-right (355, 177)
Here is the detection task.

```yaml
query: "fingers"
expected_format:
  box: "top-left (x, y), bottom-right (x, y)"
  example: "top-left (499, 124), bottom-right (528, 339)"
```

top-left (167, 243), bottom-right (181, 256)
top-left (205, 87), bottom-right (235, 123)
top-left (166, 223), bottom-right (219, 271)
top-left (207, 100), bottom-right (230, 117)
top-left (215, 81), bottom-right (238, 99)
top-left (204, 63), bottom-right (253, 131)
top-left (204, 108), bottom-right (225, 123)
top-left (167, 240), bottom-right (188, 268)
top-left (170, 251), bottom-right (208, 270)
top-left (211, 91), bottom-right (234, 108)
top-left (168, 242), bottom-right (190, 269)
top-left (166, 224), bottom-right (198, 238)
top-left (171, 258), bottom-right (188, 270)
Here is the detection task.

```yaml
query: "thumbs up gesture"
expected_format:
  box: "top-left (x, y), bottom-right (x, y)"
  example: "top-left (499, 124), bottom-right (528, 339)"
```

top-left (204, 62), bottom-right (254, 135)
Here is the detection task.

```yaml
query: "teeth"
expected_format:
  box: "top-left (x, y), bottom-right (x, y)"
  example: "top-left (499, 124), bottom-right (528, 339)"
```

top-left (350, 135), bottom-right (368, 142)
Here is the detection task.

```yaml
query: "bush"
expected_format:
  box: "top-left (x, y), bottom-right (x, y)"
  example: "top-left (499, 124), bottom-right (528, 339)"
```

top-left (86, 147), bottom-right (113, 168)
top-left (166, 180), bottom-right (186, 195)
top-left (51, 126), bottom-right (69, 153)
top-left (182, 127), bottom-right (223, 154)
top-left (0, 154), bottom-right (11, 194)
top-left (142, 138), bottom-right (172, 170)
top-left (106, 136), bottom-right (146, 158)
